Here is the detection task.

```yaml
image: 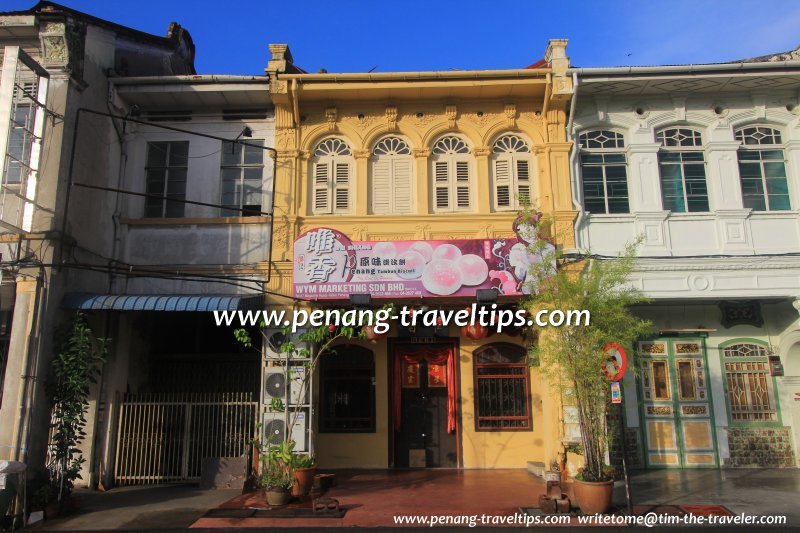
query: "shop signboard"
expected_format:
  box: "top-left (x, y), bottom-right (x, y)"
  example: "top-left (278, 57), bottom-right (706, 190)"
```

top-left (292, 218), bottom-right (554, 300)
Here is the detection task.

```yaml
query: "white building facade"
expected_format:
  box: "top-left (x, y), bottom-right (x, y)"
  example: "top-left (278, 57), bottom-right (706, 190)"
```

top-left (570, 53), bottom-right (800, 468)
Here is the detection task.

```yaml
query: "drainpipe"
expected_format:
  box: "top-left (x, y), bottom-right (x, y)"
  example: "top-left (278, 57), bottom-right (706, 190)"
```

top-left (565, 72), bottom-right (585, 249)
top-left (541, 73), bottom-right (552, 123)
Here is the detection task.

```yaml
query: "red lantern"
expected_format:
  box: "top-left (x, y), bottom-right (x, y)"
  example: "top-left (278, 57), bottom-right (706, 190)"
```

top-left (461, 323), bottom-right (488, 340)
top-left (362, 324), bottom-right (387, 343)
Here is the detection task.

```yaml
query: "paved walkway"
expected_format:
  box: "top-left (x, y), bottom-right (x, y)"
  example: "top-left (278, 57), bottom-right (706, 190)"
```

top-left (617, 468), bottom-right (800, 521)
top-left (29, 484), bottom-right (239, 530)
top-left (27, 468), bottom-right (800, 530)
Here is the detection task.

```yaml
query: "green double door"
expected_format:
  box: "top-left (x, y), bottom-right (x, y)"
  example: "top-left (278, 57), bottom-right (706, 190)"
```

top-left (638, 338), bottom-right (719, 468)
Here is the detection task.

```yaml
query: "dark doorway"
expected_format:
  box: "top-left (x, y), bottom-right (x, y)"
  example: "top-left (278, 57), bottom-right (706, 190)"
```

top-left (392, 342), bottom-right (458, 468)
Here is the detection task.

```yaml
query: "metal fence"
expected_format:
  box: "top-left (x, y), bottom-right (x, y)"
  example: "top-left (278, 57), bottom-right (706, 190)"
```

top-left (114, 392), bottom-right (257, 485)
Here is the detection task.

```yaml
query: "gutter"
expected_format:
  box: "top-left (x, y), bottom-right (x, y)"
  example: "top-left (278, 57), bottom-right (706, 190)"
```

top-left (280, 69), bottom-right (552, 82)
top-left (112, 75), bottom-right (269, 85)
top-left (570, 60), bottom-right (800, 77)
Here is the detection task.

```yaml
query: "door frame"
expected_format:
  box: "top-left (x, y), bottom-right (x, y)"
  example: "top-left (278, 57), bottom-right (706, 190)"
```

top-left (387, 337), bottom-right (462, 468)
top-left (637, 336), bottom-right (720, 469)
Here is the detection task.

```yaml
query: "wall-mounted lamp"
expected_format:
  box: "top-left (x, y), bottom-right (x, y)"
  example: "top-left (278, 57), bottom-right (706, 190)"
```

top-left (235, 126), bottom-right (253, 140)
top-left (349, 293), bottom-right (371, 309)
top-left (476, 288), bottom-right (498, 304)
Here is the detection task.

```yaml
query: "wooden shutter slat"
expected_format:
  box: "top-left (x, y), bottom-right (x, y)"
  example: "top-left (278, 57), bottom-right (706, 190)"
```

top-left (393, 159), bottom-right (412, 213)
top-left (334, 162), bottom-right (349, 211)
top-left (372, 160), bottom-right (391, 214)
top-left (313, 162), bottom-right (331, 213)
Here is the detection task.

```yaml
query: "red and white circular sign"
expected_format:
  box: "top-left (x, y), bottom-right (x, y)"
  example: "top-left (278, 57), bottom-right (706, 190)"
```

top-left (602, 342), bottom-right (627, 382)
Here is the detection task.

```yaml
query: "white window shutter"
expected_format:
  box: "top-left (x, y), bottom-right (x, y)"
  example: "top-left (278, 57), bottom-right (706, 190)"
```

top-left (495, 157), bottom-right (511, 208)
top-left (334, 162), bottom-right (350, 212)
top-left (393, 159), bottom-right (412, 213)
top-left (434, 161), bottom-right (450, 210)
top-left (372, 159), bottom-right (392, 214)
top-left (455, 160), bottom-right (470, 209)
top-left (312, 162), bottom-right (331, 213)
top-left (516, 159), bottom-right (530, 206)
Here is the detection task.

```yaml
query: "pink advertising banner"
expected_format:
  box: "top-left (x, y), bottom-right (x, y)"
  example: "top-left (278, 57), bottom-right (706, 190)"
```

top-left (292, 221), bottom-right (553, 300)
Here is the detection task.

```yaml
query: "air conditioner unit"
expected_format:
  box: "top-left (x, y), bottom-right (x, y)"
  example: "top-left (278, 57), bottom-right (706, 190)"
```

top-left (262, 411), bottom-right (307, 452)
top-left (265, 328), bottom-right (312, 360)
top-left (264, 366), bottom-right (307, 405)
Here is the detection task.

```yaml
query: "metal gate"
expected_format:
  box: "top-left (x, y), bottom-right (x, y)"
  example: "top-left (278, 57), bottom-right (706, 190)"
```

top-left (114, 392), bottom-right (257, 485)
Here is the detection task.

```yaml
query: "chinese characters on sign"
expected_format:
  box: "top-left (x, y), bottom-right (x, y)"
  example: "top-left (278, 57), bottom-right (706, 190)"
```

top-left (293, 220), bottom-right (553, 300)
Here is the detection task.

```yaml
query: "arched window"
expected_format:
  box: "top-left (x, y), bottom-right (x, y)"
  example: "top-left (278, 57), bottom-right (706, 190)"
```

top-left (721, 341), bottom-right (777, 423)
top-left (310, 138), bottom-right (353, 214)
top-left (431, 135), bottom-right (472, 212)
top-left (320, 345), bottom-right (375, 432)
top-left (656, 128), bottom-right (709, 212)
top-left (473, 343), bottom-right (531, 431)
top-left (371, 136), bottom-right (413, 214)
top-left (491, 134), bottom-right (532, 210)
top-left (734, 126), bottom-right (790, 211)
top-left (578, 130), bottom-right (629, 214)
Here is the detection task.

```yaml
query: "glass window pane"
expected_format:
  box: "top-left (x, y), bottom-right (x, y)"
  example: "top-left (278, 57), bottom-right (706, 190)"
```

top-left (144, 199), bottom-right (163, 218)
top-left (244, 140), bottom-right (264, 165)
top-left (243, 167), bottom-right (262, 182)
top-left (764, 162), bottom-right (787, 179)
top-left (166, 169), bottom-right (187, 195)
top-left (169, 142), bottom-right (189, 166)
top-left (604, 165), bottom-right (627, 180)
top-left (677, 361), bottom-right (696, 400)
top-left (768, 194), bottom-right (791, 211)
top-left (145, 169), bottom-right (166, 194)
top-left (687, 197), bottom-right (710, 212)
top-left (760, 150), bottom-right (784, 160)
top-left (221, 167), bottom-right (240, 183)
top-left (652, 361), bottom-right (670, 400)
top-left (603, 153), bottom-right (626, 164)
top-left (607, 197), bottom-right (629, 214)
top-left (738, 150), bottom-right (761, 161)
top-left (221, 141), bottom-right (241, 166)
top-left (584, 198), bottom-right (606, 213)
top-left (146, 142), bottom-right (168, 167)
top-left (742, 194), bottom-right (767, 211)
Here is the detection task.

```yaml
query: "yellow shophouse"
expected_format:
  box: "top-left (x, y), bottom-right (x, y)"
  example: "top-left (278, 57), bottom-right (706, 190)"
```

top-left (264, 40), bottom-right (578, 470)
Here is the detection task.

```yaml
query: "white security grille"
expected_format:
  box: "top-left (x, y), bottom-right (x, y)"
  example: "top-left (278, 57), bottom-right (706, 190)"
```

top-left (114, 392), bottom-right (257, 485)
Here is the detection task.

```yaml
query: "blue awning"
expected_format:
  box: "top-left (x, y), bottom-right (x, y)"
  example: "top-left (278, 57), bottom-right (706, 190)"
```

top-left (62, 293), bottom-right (264, 312)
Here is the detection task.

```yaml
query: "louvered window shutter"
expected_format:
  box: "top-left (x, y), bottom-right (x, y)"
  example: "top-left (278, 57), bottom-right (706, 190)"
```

top-left (334, 162), bottom-right (350, 211)
top-left (455, 160), bottom-right (470, 209)
top-left (434, 161), bottom-right (450, 210)
top-left (372, 160), bottom-right (392, 214)
top-left (516, 159), bottom-right (530, 206)
top-left (495, 157), bottom-right (511, 208)
top-left (313, 162), bottom-right (331, 213)
top-left (393, 159), bottom-right (413, 213)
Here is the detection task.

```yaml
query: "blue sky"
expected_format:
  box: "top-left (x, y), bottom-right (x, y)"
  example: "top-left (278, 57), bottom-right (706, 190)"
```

top-left (7, 1), bottom-right (800, 74)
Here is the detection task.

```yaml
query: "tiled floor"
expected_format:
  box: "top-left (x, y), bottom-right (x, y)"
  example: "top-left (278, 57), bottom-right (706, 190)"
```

top-left (190, 469), bottom-right (548, 528)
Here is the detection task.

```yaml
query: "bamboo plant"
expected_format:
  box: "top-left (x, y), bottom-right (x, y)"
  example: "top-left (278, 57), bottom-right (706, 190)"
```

top-left (521, 213), bottom-right (651, 482)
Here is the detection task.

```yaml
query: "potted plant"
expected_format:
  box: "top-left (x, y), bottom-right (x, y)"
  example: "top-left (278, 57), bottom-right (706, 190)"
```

top-left (291, 453), bottom-right (316, 497)
top-left (261, 442), bottom-right (295, 506)
top-left (522, 214), bottom-right (651, 515)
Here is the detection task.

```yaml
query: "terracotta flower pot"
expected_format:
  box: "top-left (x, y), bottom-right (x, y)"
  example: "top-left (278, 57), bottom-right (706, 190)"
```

top-left (292, 466), bottom-right (317, 497)
top-left (265, 488), bottom-right (291, 507)
top-left (573, 478), bottom-right (614, 515)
